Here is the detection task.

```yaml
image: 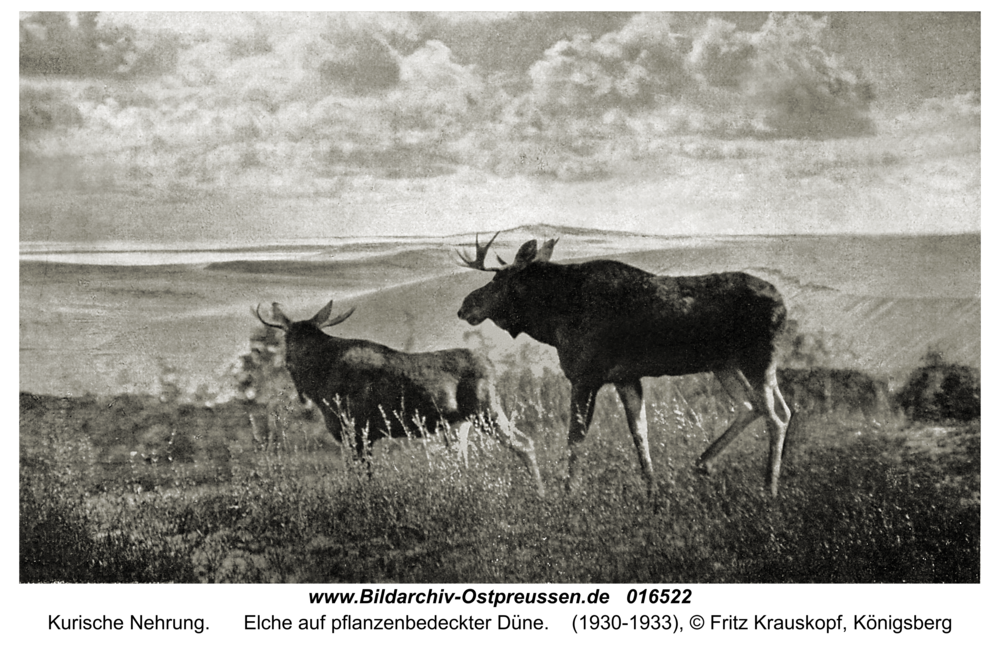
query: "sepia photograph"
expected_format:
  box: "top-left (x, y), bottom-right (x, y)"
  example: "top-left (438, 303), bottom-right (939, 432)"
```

top-left (20, 11), bottom-right (979, 589)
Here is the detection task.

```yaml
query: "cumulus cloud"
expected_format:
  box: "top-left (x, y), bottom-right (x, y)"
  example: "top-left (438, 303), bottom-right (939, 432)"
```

top-left (19, 84), bottom-right (82, 138)
top-left (520, 13), bottom-right (874, 138)
top-left (527, 13), bottom-right (688, 117)
top-left (18, 11), bottom-right (967, 197)
top-left (741, 14), bottom-right (875, 138)
top-left (314, 28), bottom-right (400, 95)
top-left (889, 91), bottom-right (980, 131)
top-left (463, 12), bottom-right (879, 180)
top-left (398, 40), bottom-right (483, 116)
top-left (687, 18), bottom-right (754, 89)
top-left (20, 11), bottom-right (180, 79)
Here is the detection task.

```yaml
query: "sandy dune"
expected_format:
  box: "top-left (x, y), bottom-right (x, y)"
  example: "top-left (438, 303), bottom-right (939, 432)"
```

top-left (19, 227), bottom-right (979, 396)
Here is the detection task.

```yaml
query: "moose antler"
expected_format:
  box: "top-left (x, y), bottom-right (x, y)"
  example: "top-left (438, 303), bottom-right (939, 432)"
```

top-left (457, 232), bottom-right (501, 271)
top-left (253, 303), bottom-right (286, 329)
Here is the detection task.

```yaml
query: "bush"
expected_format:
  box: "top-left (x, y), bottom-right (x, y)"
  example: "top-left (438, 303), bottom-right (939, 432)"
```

top-left (778, 317), bottom-right (859, 369)
top-left (895, 350), bottom-right (980, 422)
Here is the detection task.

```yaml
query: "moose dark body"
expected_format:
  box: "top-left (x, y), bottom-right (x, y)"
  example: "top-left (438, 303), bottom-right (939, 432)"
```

top-left (458, 235), bottom-right (791, 498)
top-left (254, 302), bottom-right (544, 495)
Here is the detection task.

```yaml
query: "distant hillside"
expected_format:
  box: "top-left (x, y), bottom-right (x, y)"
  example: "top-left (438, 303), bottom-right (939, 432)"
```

top-left (493, 222), bottom-right (665, 241)
top-left (205, 248), bottom-right (458, 276)
top-left (19, 230), bottom-right (980, 396)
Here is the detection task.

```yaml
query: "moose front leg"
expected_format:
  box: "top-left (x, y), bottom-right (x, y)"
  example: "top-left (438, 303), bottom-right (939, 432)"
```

top-left (566, 383), bottom-right (598, 493)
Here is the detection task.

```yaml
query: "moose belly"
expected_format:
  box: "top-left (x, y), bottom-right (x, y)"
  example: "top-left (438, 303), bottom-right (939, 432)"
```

top-left (609, 353), bottom-right (725, 381)
top-left (595, 337), bottom-right (734, 382)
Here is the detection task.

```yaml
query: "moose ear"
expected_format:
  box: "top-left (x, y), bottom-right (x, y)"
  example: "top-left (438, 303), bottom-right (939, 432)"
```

top-left (309, 301), bottom-right (334, 326)
top-left (535, 238), bottom-right (558, 263)
top-left (321, 306), bottom-right (356, 328)
top-left (271, 303), bottom-right (292, 327)
top-left (514, 240), bottom-right (539, 266)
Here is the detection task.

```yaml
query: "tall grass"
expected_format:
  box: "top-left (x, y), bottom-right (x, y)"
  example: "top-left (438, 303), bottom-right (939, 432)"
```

top-left (20, 362), bottom-right (979, 583)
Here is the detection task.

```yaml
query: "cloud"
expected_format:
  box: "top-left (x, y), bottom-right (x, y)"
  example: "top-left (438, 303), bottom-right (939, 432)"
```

top-left (889, 92), bottom-right (980, 131)
top-left (314, 28), bottom-right (400, 95)
top-left (20, 12), bottom-right (180, 79)
top-left (527, 13), bottom-right (689, 117)
top-left (18, 11), bottom-right (970, 200)
top-left (498, 11), bottom-right (876, 152)
top-left (398, 40), bottom-right (483, 115)
top-left (462, 12), bottom-right (880, 181)
top-left (741, 14), bottom-right (875, 138)
top-left (872, 92), bottom-right (980, 167)
top-left (687, 18), bottom-right (754, 89)
top-left (19, 84), bottom-right (82, 138)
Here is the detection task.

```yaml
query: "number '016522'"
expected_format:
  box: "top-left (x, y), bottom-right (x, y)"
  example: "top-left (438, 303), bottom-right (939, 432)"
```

top-left (626, 589), bottom-right (692, 604)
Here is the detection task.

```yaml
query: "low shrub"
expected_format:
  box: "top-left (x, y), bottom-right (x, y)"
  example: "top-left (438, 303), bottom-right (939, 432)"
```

top-left (895, 350), bottom-right (980, 422)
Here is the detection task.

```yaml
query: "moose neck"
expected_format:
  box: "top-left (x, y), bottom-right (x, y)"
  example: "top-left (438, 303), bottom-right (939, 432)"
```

top-left (285, 329), bottom-right (341, 389)
top-left (507, 263), bottom-right (589, 347)
top-left (508, 259), bottom-right (662, 348)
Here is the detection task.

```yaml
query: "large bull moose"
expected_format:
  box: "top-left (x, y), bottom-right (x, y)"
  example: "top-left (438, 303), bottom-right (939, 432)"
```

top-left (457, 234), bottom-right (791, 498)
top-left (254, 301), bottom-right (545, 495)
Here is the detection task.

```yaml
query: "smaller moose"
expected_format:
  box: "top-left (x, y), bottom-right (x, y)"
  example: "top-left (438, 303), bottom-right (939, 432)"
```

top-left (254, 301), bottom-right (544, 495)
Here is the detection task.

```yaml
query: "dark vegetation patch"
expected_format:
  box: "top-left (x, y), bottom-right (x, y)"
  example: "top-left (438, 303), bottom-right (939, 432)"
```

top-left (20, 345), bottom-right (979, 583)
top-left (894, 349), bottom-right (980, 422)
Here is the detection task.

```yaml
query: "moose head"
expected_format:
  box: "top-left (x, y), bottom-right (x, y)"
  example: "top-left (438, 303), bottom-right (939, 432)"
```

top-left (457, 234), bottom-right (558, 338)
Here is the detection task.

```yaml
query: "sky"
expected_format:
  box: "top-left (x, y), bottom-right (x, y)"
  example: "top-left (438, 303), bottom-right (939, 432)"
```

top-left (19, 11), bottom-right (981, 243)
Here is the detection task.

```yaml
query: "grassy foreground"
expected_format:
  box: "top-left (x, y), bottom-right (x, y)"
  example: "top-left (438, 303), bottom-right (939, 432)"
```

top-left (20, 366), bottom-right (979, 583)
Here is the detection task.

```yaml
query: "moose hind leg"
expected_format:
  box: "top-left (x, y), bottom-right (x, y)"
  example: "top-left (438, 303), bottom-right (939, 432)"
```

top-left (697, 367), bottom-right (762, 474)
top-left (615, 380), bottom-right (655, 498)
top-left (492, 413), bottom-right (546, 497)
top-left (510, 428), bottom-right (545, 497)
top-left (480, 382), bottom-right (546, 497)
top-left (761, 363), bottom-right (791, 497)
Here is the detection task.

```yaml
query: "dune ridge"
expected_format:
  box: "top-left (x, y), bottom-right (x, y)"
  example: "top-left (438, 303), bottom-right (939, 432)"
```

top-left (19, 228), bottom-right (979, 396)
